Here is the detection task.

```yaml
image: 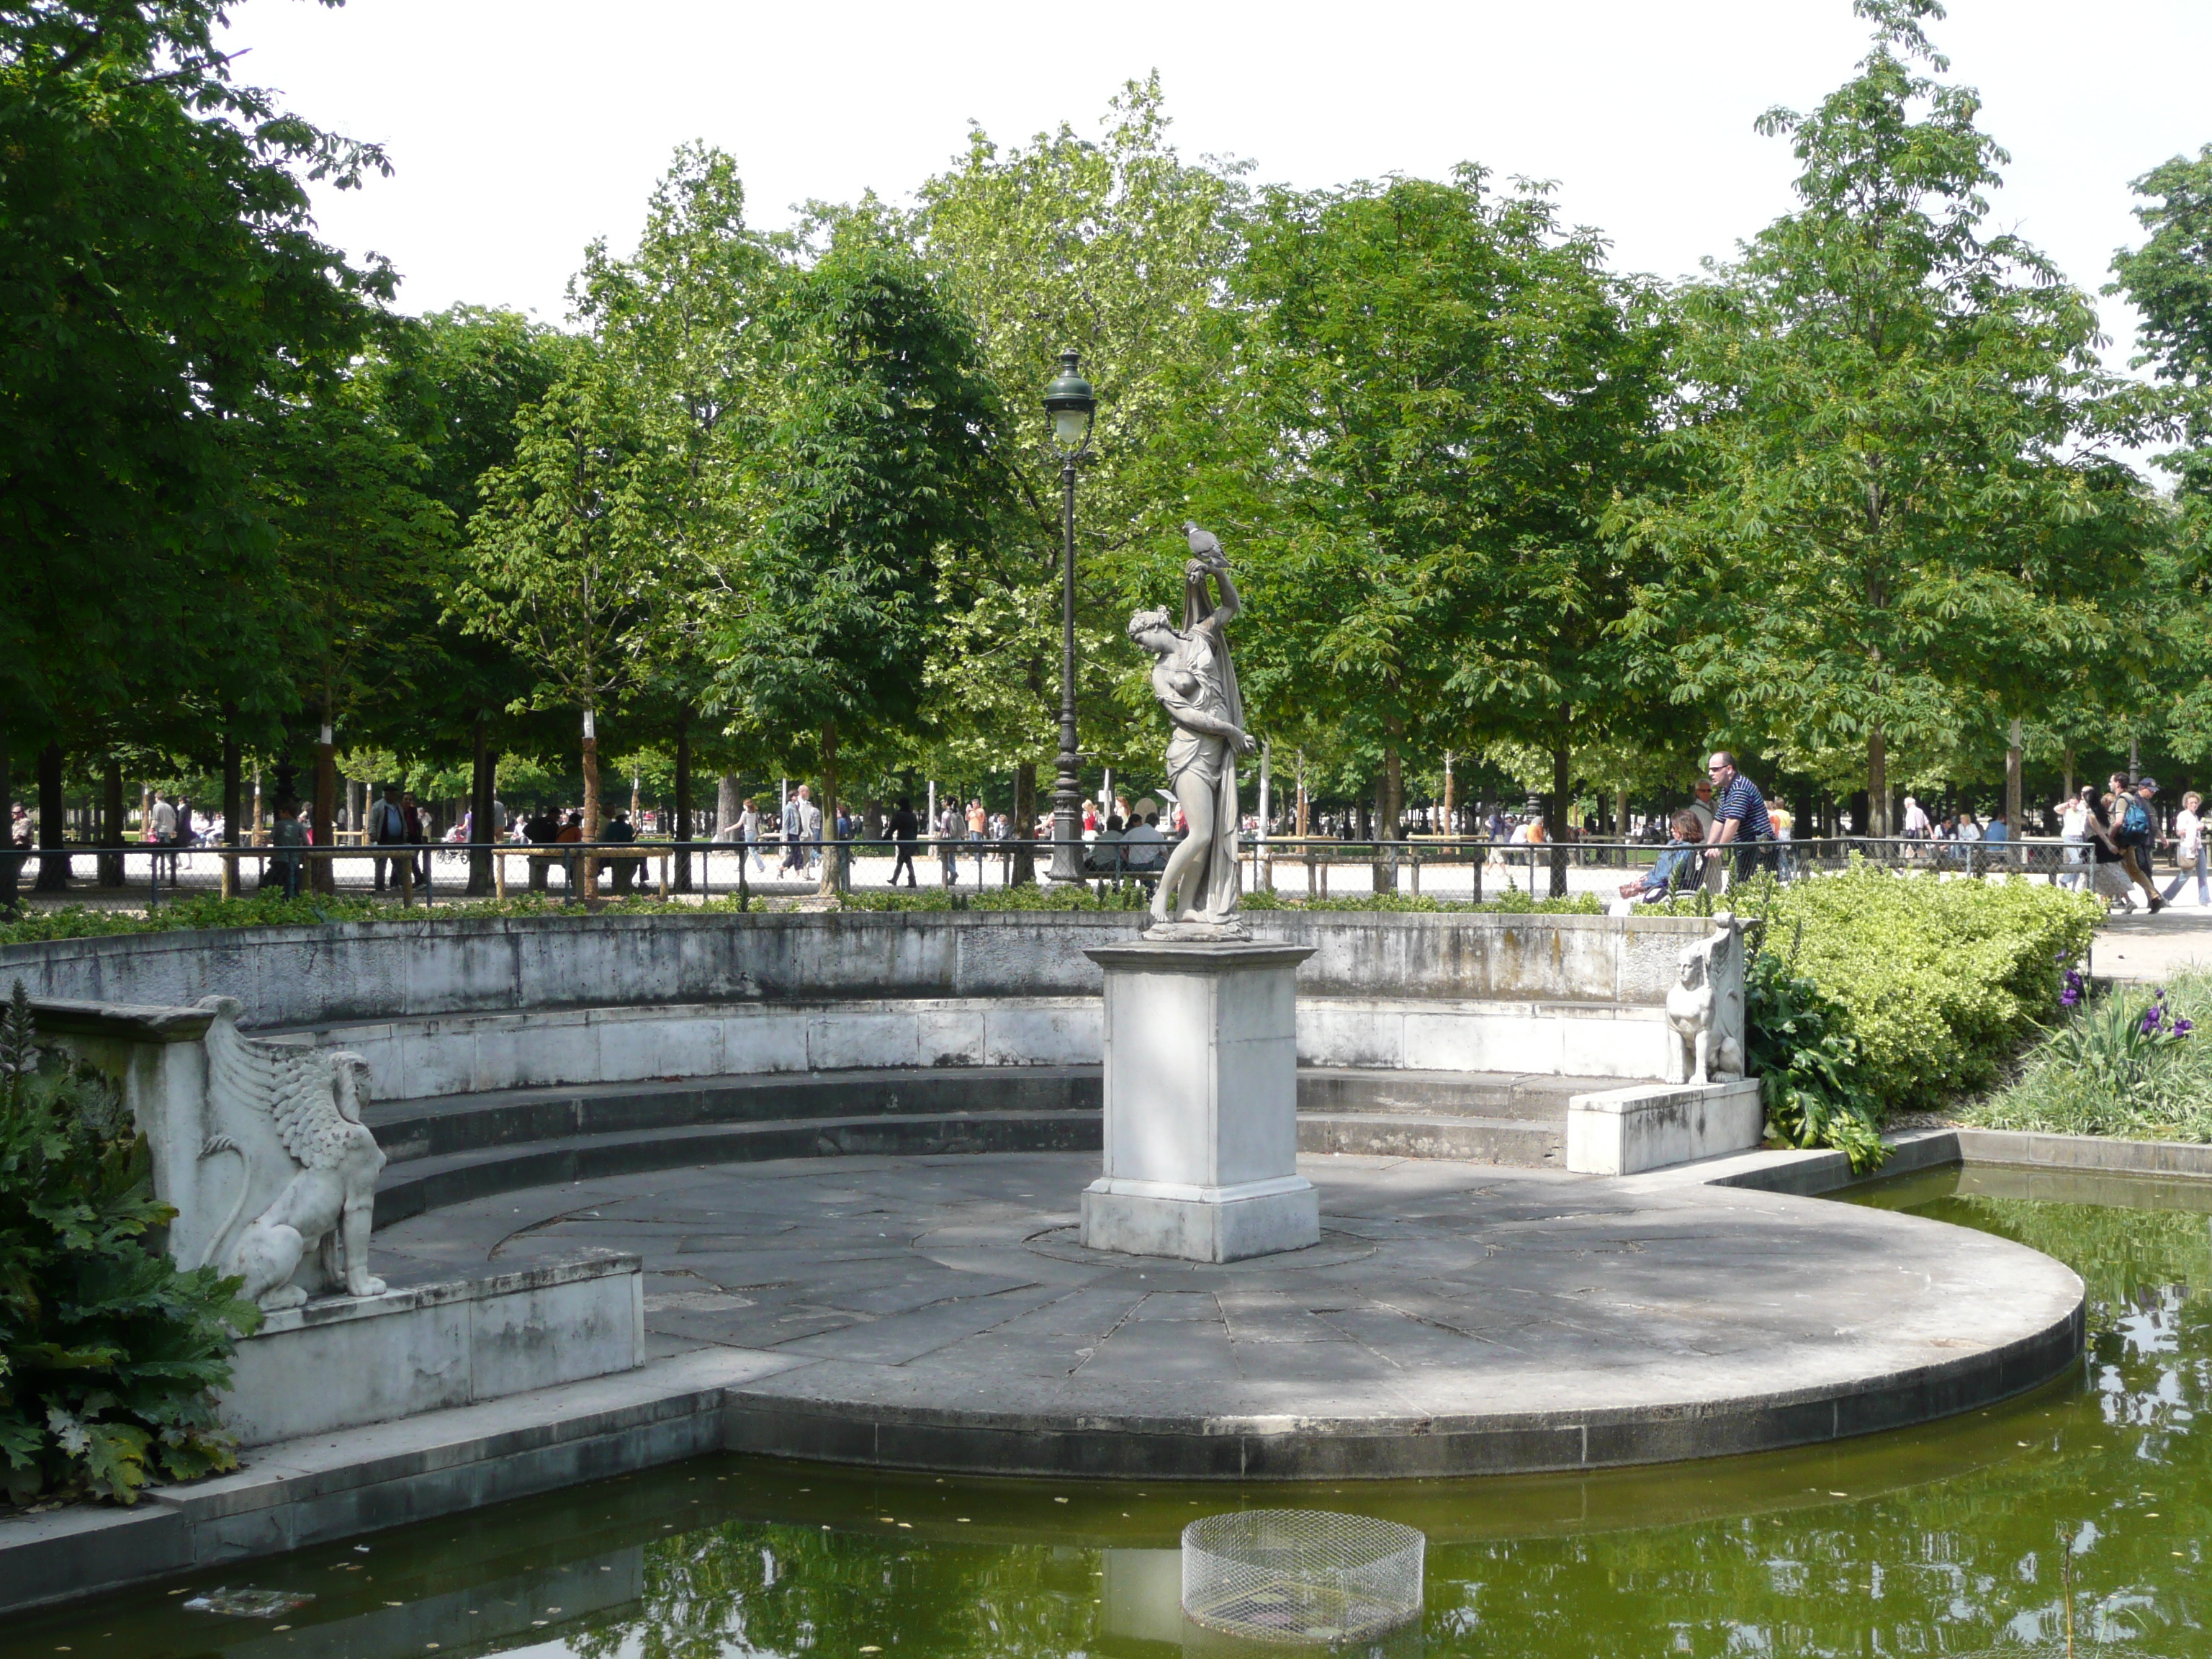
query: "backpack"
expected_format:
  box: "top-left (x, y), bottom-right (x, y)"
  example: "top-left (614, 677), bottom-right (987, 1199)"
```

top-left (2123, 797), bottom-right (2152, 837)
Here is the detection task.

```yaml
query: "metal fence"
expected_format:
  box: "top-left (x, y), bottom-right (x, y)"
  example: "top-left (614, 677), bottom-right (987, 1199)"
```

top-left (0, 831), bottom-right (2143, 912)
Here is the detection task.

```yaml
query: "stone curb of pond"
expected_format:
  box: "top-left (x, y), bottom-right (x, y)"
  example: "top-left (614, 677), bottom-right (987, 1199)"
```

top-left (0, 1122), bottom-right (2189, 1617)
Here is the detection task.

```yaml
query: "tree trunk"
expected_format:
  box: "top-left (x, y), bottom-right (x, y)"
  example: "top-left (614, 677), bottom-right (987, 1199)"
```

top-left (100, 755), bottom-right (126, 886)
top-left (0, 731), bottom-right (15, 914)
top-left (2005, 717), bottom-right (2024, 840)
top-left (1867, 728), bottom-right (1890, 837)
top-left (468, 710), bottom-right (495, 896)
top-left (34, 741), bottom-right (66, 891)
top-left (1547, 739), bottom-right (1570, 898)
top-left (716, 773), bottom-right (741, 842)
top-left (2062, 747), bottom-right (2076, 805)
top-left (221, 706), bottom-right (241, 858)
top-left (312, 718), bottom-right (336, 896)
top-left (817, 723), bottom-right (842, 896)
top-left (580, 711), bottom-right (601, 899)
top-left (1012, 760), bottom-right (1038, 886)
top-left (672, 707), bottom-right (693, 894)
top-left (1372, 739), bottom-right (1403, 894)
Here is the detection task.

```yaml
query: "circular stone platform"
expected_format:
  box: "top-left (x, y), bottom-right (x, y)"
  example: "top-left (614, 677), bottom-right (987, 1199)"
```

top-left (372, 1151), bottom-right (2085, 1480)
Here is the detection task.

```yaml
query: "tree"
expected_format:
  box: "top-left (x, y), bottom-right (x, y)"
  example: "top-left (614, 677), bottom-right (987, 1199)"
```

top-left (1611, 0), bottom-right (2167, 834)
top-left (1, 0), bottom-right (391, 904)
top-left (914, 80), bottom-right (1249, 878)
top-left (714, 220), bottom-right (1004, 893)
top-left (361, 306), bottom-right (567, 891)
top-left (453, 347), bottom-right (663, 896)
top-left (1216, 168), bottom-right (1671, 891)
top-left (2110, 143), bottom-right (2212, 503)
top-left (575, 145), bottom-right (778, 889)
top-left (2110, 146), bottom-right (2212, 781)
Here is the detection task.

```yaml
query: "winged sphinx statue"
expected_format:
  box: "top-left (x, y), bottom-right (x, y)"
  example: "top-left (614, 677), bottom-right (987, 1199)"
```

top-left (184, 996), bottom-right (387, 1310)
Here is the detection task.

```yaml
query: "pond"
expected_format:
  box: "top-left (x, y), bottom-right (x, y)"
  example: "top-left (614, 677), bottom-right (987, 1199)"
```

top-left (6, 1164), bottom-right (2207, 1658)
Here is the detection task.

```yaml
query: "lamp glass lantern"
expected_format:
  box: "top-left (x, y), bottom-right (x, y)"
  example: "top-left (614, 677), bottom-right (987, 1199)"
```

top-left (1043, 351), bottom-right (1097, 452)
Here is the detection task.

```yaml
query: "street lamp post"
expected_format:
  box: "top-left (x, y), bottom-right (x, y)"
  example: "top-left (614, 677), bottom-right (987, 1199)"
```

top-left (1043, 349), bottom-right (1097, 884)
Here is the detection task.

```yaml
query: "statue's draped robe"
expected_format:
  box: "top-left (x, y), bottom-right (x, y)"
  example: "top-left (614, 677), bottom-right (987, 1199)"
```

top-left (1161, 572), bottom-right (1243, 920)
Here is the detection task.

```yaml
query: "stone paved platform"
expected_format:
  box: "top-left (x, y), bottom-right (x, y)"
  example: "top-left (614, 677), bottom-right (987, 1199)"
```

top-left (372, 1150), bottom-right (2085, 1479)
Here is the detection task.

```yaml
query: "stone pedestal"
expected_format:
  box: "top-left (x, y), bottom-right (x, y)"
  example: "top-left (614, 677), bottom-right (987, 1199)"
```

top-left (1079, 940), bottom-right (1319, 1262)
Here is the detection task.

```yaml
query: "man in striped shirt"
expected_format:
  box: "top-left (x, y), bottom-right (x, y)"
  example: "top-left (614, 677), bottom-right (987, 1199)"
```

top-left (1702, 752), bottom-right (1773, 886)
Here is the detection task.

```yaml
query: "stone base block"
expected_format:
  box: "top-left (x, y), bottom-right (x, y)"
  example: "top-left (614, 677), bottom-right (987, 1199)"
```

top-left (1565, 1078), bottom-right (1764, 1176)
top-left (218, 1251), bottom-right (643, 1446)
top-left (1080, 1179), bottom-right (1320, 1263)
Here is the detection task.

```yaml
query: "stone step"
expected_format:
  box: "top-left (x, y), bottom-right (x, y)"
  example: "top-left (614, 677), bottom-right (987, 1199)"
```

top-left (365, 1067), bottom-right (1098, 1164)
top-left (365, 1067), bottom-right (1662, 1225)
top-left (372, 1109), bottom-right (1101, 1229)
top-left (1300, 1112), bottom-right (1564, 1168)
top-left (367, 1067), bottom-right (1655, 1166)
top-left (1296, 1070), bottom-right (1636, 1120)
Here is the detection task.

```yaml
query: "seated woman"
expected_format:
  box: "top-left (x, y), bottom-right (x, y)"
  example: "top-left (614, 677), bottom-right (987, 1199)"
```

top-left (1618, 811), bottom-right (1704, 906)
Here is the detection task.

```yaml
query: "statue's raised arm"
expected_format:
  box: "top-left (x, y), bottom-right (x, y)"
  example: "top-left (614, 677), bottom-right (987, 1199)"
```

top-left (1126, 524), bottom-right (1255, 940)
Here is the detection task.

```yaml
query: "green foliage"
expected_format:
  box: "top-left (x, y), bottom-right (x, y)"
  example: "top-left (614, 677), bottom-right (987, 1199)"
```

top-left (1610, 3), bottom-right (2167, 813)
top-left (837, 885), bottom-right (1149, 914)
top-left (1220, 166), bottom-right (1671, 848)
top-left (1744, 940), bottom-right (1887, 1172)
top-left (1683, 866), bottom-right (2104, 1115)
top-left (715, 220), bottom-right (1004, 796)
top-left (1, 0), bottom-right (392, 740)
top-left (2109, 142), bottom-right (2212, 502)
top-left (0, 984), bottom-right (258, 1506)
top-left (912, 78), bottom-right (1248, 784)
top-left (1967, 972), bottom-right (2212, 1140)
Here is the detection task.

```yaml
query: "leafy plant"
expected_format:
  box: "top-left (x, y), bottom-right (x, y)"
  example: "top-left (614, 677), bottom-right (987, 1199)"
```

top-left (1968, 971), bottom-right (2212, 1141)
top-left (0, 983), bottom-right (258, 1506)
top-left (1744, 930), bottom-right (1887, 1173)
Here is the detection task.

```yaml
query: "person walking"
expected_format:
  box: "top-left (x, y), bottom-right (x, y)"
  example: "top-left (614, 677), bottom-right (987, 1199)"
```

top-left (938, 799), bottom-right (963, 886)
top-left (2084, 783), bottom-right (2139, 910)
top-left (889, 797), bottom-right (921, 888)
top-left (1702, 752), bottom-right (1774, 887)
top-left (738, 797), bottom-right (765, 873)
top-left (966, 797), bottom-right (988, 884)
top-left (2112, 773), bottom-right (2164, 912)
top-left (2162, 791), bottom-right (2208, 907)
top-left (779, 792), bottom-right (805, 876)
top-left (369, 785), bottom-right (410, 893)
top-left (267, 798), bottom-right (307, 897)
top-left (796, 786), bottom-right (823, 876)
top-left (2057, 791), bottom-right (2091, 890)
top-left (400, 791), bottom-right (429, 891)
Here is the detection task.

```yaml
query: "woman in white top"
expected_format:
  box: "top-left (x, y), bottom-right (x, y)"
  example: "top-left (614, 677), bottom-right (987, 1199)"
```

top-left (737, 799), bottom-right (764, 871)
top-left (2057, 793), bottom-right (2091, 890)
top-left (2162, 791), bottom-right (2206, 906)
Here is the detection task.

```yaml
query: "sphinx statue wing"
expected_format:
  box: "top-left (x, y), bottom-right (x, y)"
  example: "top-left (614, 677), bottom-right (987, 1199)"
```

top-left (198, 996), bottom-right (351, 1171)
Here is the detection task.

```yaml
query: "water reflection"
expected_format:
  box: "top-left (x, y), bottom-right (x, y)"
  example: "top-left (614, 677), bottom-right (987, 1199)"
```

top-left (9, 1164), bottom-right (2211, 1658)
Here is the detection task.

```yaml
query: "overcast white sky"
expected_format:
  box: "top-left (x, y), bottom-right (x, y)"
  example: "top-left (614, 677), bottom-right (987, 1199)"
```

top-left (219, 0), bottom-right (2211, 369)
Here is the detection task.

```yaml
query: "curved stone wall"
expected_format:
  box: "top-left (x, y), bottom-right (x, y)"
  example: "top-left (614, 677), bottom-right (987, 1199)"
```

top-left (0, 908), bottom-right (1714, 1031)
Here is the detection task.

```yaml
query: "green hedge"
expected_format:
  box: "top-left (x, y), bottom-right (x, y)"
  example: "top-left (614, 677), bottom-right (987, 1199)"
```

top-left (1, 886), bottom-right (1604, 940)
top-left (1669, 868), bottom-right (2103, 1116)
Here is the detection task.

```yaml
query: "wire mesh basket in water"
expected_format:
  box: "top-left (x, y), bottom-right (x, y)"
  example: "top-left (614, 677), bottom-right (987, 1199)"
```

top-left (1182, 1509), bottom-right (1424, 1647)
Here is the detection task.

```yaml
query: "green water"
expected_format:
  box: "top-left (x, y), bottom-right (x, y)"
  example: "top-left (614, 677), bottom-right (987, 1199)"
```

top-left (9, 1164), bottom-right (2211, 1658)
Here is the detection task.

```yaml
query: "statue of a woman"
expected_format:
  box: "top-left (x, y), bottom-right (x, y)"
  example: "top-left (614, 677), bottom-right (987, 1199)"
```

top-left (1126, 533), bottom-right (1256, 937)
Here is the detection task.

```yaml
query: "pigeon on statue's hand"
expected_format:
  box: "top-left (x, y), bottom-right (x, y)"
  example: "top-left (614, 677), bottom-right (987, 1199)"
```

top-left (1182, 521), bottom-right (1226, 570)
